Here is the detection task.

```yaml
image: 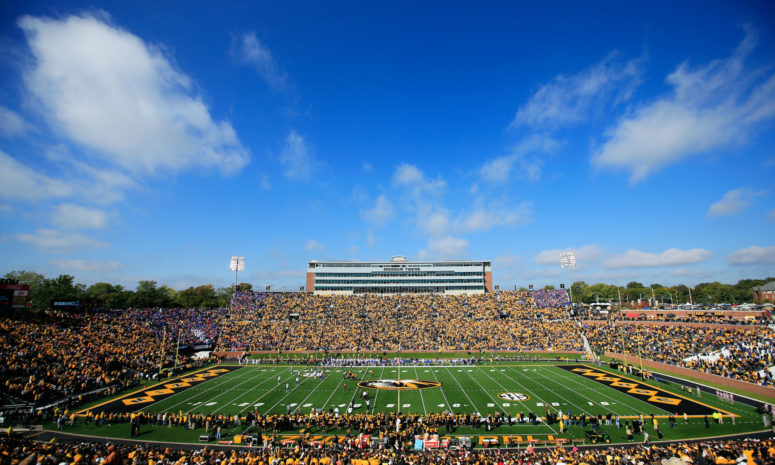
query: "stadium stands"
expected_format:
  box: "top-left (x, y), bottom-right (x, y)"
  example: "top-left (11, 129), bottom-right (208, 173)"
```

top-left (2, 435), bottom-right (774, 465)
top-left (218, 291), bottom-right (581, 352)
top-left (0, 288), bottom-right (772, 416)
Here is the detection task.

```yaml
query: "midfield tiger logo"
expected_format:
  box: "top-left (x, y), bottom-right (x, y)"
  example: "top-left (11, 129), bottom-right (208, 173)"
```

top-left (357, 379), bottom-right (442, 390)
top-left (498, 392), bottom-right (530, 401)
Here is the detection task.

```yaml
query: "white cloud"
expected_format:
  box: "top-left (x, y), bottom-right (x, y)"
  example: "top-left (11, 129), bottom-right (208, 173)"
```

top-left (418, 208), bottom-right (452, 236)
top-left (418, 235), bottom-right (469, 260)
top-left (49, 259), bottom-right (121, 272)
top-left (280, 130), bottom-right (313, 180)
top-left (366, 231), bottom-right (378, 247)
top-left (348, 245), bottom-right (360, 256)
top-left (0, 106), bottom-right (30, 137)
top-left (726, 245), bottom-right (775, 265)
top-left (708, 187), bottom-right (766, 217)
top-left (15, 228), bottom-right (108, 253)
top-left (769, 208), bottom-right (775, 221)
top-left (305, 239), bottom-right (324, 252)
top-left (392, 163), bottom-right (445, 196)
top-left (513, 53), bottom-right (642, 128)
top-left (392, 164), bottom-right (450, 237)
top-left (604, 248), bottom-right (713, 268)
top-left (455, 202), bottom-right (533, 232)
top-left (534, 245), bottom-right (604, 265)
top-left (52, 204), bottom-right (108, 229)
top-left (20, 14), bottom-right (249, 175)
top-left (479, 134), bottom-right (560, 183)
top-left (363, 162), bottom-right (373, 172)
top-left (592, 27), bottom-right (775, 183)
top-left (259, 174), bottom-right (271, 190)
top-left (0, 150), bottom-right (74, 200)
top-left (0, 204), bottom-right (12, 213)
top-left (232, 32), bottom-right (287, 89)
top-left (362, 194), bottom-right (395, 226)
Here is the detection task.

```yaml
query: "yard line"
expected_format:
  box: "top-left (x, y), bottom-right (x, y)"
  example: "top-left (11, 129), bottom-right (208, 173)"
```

top-left (442, 366), bottom-right (487, 416)
top-left (463, 366), bottom-right (510, 416)
top-left (236, 367), bottom-right (296, 414)
top-left (371, 366), bottom-right (386, 414)
top-left (504, 366), bottom-right (592, 416)
top-left (263, 368), bottom-right (311, 414)
top-left (548, 366), bottom-right (676, 415)
top-left (181, 368), bottom-right (279, 414)
top-left (131, 367), bottom-right (256, 414)
top-left (427, 367), bottom-right (453, 413)
top-left (319, 370), bottom-right (347, 411)
top-left (345, 367), bottom-right (372, 410)
top-left (537, 366), bottom-right (644, 415)
top-left (290, 369), bottom-right (337, 414)
top-left (473, 365), bottom-right (558, 434)
top-left (412, 366), bottom-right (428, 415)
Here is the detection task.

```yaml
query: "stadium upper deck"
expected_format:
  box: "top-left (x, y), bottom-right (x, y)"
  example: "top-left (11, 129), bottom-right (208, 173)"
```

top-left (306, 256), bottom-right (492, 295)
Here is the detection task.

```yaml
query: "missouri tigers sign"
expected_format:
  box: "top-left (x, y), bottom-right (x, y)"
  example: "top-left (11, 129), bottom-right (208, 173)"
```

top-left (357, 379), bottom-right (441, 390)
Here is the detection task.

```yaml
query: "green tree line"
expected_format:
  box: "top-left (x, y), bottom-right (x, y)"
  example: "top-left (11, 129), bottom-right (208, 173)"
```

top-left (4, 270), bottom-right (773, 310)
top-left (567, 278), bottom-right (774, 305)
top-left (3, 270), bottom-right (253, 310)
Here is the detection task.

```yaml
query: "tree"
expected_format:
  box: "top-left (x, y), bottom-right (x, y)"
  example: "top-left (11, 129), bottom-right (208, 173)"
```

top-left (4, 270), bottom-right (46, 290)
top-left (236, 282), bottom-right (252, 292)
top-left (582, 283), bottom-right (617, 303)
top-left (85, 282), bottom-right (132, 309)
top-left (216, 287), bottom-right (233, 307)
top-left (132, 280), bottom-right (173, 308)
top-left (626, 281), bottom-right (644, 290)
top-left (34, 275), bottom-right (84, 310)
top-left (544, 285), bottom-right (555, 290)
top-left (571, 281), bottom-right (588, 304)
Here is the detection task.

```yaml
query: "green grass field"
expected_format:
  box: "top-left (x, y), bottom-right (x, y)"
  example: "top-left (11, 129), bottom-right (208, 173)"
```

top-left (58, 362), bottom-right (767, 446)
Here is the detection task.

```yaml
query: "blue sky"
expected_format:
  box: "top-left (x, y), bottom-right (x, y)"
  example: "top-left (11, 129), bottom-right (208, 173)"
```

top-left (1, 1), bottom-right (774, 290)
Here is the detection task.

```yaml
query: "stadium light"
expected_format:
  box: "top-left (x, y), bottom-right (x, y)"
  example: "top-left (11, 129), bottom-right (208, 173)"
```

top-left (560, 252), bottom-right (576, 304)
top-left (230, 256), bottom-right (245, 294)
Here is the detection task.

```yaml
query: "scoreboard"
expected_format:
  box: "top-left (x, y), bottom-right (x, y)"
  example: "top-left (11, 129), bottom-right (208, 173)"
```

top-left (0, 279), bottom-right (30, 310)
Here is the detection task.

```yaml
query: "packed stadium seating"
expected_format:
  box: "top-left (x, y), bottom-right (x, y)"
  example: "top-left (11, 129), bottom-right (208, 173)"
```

top-left (0, 289), bottom-right (773, 412)
top-left (585, 322), bottom-right (775, 386)
top-left (219, 291), bottom-right (580, 352)
top-left (2, 434), bottom-right (773, 465)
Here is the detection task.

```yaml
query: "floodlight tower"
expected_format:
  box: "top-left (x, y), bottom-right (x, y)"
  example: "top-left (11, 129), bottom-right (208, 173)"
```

top-left (560, 252), bottom-right (576, 305)
top-left (230, 256), bottom-right (245, 294)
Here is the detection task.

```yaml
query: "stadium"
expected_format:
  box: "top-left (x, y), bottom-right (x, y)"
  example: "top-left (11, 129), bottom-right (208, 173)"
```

top-left (2, 2), bottom-right (775, 463)
top-left (2, 261), bottom-right (775, 465)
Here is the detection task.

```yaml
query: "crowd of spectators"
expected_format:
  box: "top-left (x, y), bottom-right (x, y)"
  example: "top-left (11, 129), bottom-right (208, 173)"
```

top-left (584, 322), bottom-right (775, 386)
top-left (218, 292), bottom-right (581, 353)
top-left (530, 289), bottom-right (571, 309)
top-left (2, 287), bottom-right (774, 411)
top-left (122, 308), bottom-right (228, 346)
top-left (2, 435), bottom-right (774, 465)
top-left (0, 309), bottom-right (219, 405)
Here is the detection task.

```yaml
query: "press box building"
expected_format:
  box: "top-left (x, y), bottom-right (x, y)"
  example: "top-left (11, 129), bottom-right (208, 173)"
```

top-left (306, 256), bottom-right (492, 295)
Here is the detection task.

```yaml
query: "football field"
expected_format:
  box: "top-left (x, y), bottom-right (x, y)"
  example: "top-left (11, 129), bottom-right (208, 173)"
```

top-left (91, 363), bottom-right (732, 423)
top-left (67, 362), bottom-right (767, 444)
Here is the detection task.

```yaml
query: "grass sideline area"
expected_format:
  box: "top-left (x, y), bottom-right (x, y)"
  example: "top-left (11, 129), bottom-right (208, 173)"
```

top-left (47, 360), bottom-right (769, 447)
